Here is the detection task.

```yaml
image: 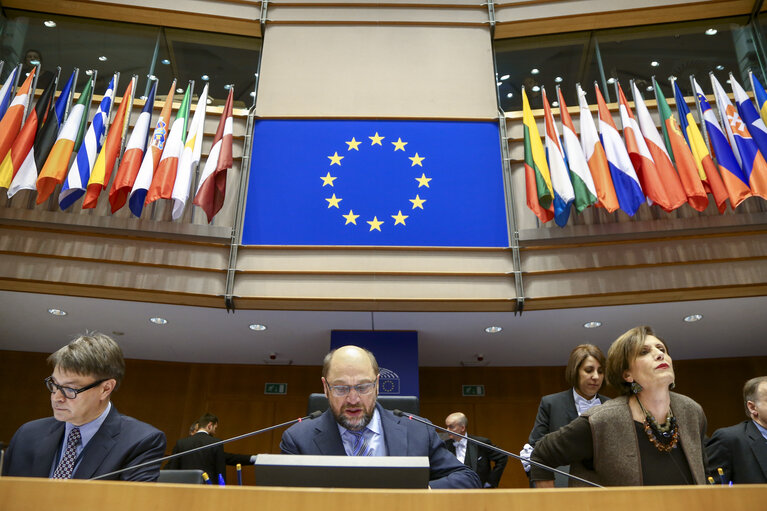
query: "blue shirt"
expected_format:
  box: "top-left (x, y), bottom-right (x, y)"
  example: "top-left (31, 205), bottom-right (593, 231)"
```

top-left (754, 420), bottom-right (767, 442)
top-left (51, 401), bottom-right (112, 476)
top-left (337, 408), bottom-right (386, 456)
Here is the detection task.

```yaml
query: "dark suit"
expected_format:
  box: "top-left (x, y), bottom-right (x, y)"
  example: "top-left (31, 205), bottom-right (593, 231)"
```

top-left (2, 405), bottom-right (166, 481)
top-left (706, 420), bottom-right (767, 484)
top-left (280, 403), bottom-right (481, 489)
top-left (445, 434), bottom-right (508, 487)
top-left (164, 431), bottom-right (226, 480)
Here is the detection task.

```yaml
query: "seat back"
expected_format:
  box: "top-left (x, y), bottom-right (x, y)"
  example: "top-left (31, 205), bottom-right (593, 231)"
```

top-left (307, 393), bottom-right (419, 416)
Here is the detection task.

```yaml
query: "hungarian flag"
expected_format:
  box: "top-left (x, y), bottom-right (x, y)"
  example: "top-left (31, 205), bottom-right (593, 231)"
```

top-left (576, 84), bottom-right (619, 212)
top-left (194, 87), bottom-right (234, 223)
top-left (83, 77), bottom-right (134, 209)
top-left (36, 78), bottom-right (93, 204)
top-left (0, 68), bottom-right (35, 184)
top-left (145, 84), bottom-right (191, 205)
top-left (521, 86), bottom-right (553, 223)
top-left (653, 80), bottom-right (708, 211)
top-left (0, 77), bottom-right (56, 194)
top-left (171, 83), bottom-right (208, 220)
top-left (109, 80), bottom-right (157, 213)
top-left (541, 86), bottom-right (573, 226)
top-left (674, 80), bottom-right (728, 213)
top-left (129, 79), bottom-right (176, 217)
top-left (0, 66), bottom-right (19, 121)
top-left (556, 86), bottom-right (597, 213)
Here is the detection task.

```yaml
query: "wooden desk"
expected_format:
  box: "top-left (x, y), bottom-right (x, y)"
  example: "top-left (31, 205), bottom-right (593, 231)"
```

top-left (1, 477), bottom-right (766, 511)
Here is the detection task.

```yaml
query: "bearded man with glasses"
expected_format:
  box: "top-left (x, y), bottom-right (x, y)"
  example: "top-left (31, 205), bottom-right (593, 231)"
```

top-left (2, 332), bottom-right (166, 481)
top-left (280, 345), bottom-right (480, 489)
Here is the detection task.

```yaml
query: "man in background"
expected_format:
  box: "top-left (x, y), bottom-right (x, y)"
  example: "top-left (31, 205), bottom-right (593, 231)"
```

top-left (444, 412), bottom-right (508, 487)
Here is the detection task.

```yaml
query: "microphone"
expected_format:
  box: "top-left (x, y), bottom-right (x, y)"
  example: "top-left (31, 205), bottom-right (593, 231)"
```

top-left (391, 409), bottom-right (602, 488)
top-left (90, 411), bottom-right (323, 481)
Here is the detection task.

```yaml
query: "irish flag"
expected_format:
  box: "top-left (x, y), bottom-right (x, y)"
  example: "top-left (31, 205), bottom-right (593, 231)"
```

top-left (171, 83), bottom-right (208, 220)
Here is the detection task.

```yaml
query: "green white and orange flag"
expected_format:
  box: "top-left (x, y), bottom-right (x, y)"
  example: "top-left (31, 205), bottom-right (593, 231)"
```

top-left (522, 86), bottom-right (554, 223)
top-left (83, 76), bottom-right (135, 209)
top-left (171, 82), bottom-right (208, 220)
top-left (145, 83), bottom-right (191, 205)
top-left (36, 77), bottom-right (93, 204)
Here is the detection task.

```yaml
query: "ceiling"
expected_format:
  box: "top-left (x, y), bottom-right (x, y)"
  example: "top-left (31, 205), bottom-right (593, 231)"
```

top-left (0, 290), bottom-right (764, 367)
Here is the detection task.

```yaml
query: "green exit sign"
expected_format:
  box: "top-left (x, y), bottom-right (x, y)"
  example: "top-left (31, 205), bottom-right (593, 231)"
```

top-left (264, 383), bottom-right (288, 395)
top-left (462, 385), bottom-right (485, 397)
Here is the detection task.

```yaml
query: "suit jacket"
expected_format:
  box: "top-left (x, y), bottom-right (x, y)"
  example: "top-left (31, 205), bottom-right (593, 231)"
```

top-left (445, 434), bottom-right (508, 487)
top-left (706, 420), bottom-right (767, 484)
top-left (2, 405), bottom-right (166, 481)
top-left (280, 403), bottom-right (481, 489)
top-left (528, 389), bottom-right (610, 446)
top-left (165, 431), bottom-right (226, 480)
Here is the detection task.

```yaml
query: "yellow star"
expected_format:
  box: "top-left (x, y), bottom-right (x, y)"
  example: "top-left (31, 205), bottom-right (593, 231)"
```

top-left (367, 216), bottom-right (384, 231)
top-left (408, 153), bottom-right (425, 167)
top-left (369, 132), bottom-right (384, 146)
top-left (343, 209), bottom-right (359, 225)
top-left (410, 195), bottom-right (426, 209)
top-left (326, 194), bottom-right (342, 208)
top-left (328, 152), bottom-right (344, 166)
top-left (392, 138), bottom-right (408, 151)
top-left (415, 173), bottom-right (431, 188)
top-left (392, 210), bottom-right (408, 225)
top-left (321, 172), bottom-right (337, 187)
top-left (346, 137), bottom-right (361, 151)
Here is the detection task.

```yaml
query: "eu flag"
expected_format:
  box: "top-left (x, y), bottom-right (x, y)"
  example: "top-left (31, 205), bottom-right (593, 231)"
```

top-left (242, 119), bottom-right (509, 247)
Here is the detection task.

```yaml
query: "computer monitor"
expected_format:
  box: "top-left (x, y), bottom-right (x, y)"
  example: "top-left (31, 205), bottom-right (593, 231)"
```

top-left (254, 454), bottom-right (429, 489)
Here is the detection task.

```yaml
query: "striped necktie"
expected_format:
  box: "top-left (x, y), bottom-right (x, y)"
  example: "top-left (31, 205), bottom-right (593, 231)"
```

top-left (349, 429), bottom-right (372, 456)
top-left (52, 427), bottom-right (81, 479)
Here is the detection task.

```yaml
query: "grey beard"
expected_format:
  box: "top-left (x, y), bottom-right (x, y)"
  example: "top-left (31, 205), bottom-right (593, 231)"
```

top-left (336, 408), bottom-right (373, 431)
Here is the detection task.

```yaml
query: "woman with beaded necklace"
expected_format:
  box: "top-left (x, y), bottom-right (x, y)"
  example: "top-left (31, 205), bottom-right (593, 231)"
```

top-left (530, 326), bottom-right (707, 487)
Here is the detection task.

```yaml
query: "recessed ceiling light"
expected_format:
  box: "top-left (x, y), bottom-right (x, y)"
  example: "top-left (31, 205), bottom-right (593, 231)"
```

top-left (646, 85), bottom-right (653, 91)
top-left (554, 76), bottom-right (563, 83)
top-left (98, 55), bottom-right (108, 62)
top-left (85, 70), bottom-right (93, 76)
top-left (224, 84), bottom-right (231, 90)
top-left (139, 95), bottom-right (147, 101)
top-left (176, 87), bottom-right (184, 93)
top-left (150, 317), bottom-right (168, 325)
top-left (161, 59), bottom-right (171, 65)
top-left (607, 77), bottom-right (616, 84)
top-left (147, 74), bottom-right (156, 81)
top-left (497, 81), bottom-right (502, 86)
top-left (531, 68), bottom-right (540, 75)
top-left (500, 74), bottom-right (510, 80)
top-left (506, 92), bottom-right (513, 98)
top-left (552, 101), bottom-right (559, 107)
top-left (651, 61), bottom-right (660, 67)
top-left (583, 321), bottom-right (602, 329)
top-left (254, 73), bottom-right (259, 77)
top-left (705, 28), bottom-right (718, 36)
top-left (206, 98), bottom-right (212, 104)
top-left (250, 91), bottom-right (256, 97)
top-left (201, 74), bottom-right (210, 81)
top-left (47, 308), bottom-right (67, 316)
top-left (249, 323), bottom-right (267, 331)
top-left (29, 59), bottom-right (40, 66)
top-left (484, 326), bottom-right (502, 334)
top-left (43, 20), bottom-right (57, 28)
top-left (684, 314), bottom-right (703, 323)
top-left (715, 65), bottom-right (725, 71)
top-left (531, 85), bottom-right (540, 92)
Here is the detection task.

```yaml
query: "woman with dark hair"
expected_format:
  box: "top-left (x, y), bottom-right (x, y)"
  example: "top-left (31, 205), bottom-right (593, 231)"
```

top-left (522, 344), bottom-right (608, 486)
top-left (530, 326), bottom-right (707, 487)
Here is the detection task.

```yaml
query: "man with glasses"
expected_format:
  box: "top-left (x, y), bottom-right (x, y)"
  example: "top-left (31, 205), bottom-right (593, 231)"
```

top-left (2, 332), bottom-right (166, 481)
top-left (280, 345), bottom-right (480, 488)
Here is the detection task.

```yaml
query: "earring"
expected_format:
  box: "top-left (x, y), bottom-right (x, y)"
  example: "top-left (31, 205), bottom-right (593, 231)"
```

top-left (630, 381), bottom-right (643, 394)
top-left (668, 381), bottom-right (676, 390)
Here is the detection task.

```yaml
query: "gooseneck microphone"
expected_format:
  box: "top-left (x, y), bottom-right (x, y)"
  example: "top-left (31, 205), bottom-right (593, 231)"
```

top-left (90, 411), bottom-right (323, 481)
top-left (392, 409), bottom-right (602, 488)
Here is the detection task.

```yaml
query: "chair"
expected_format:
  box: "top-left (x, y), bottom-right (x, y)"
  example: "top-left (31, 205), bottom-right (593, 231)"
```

top-left (158, 469), bottom-right (205, 484)
top-left (307, 393), bottom-right (419, 416)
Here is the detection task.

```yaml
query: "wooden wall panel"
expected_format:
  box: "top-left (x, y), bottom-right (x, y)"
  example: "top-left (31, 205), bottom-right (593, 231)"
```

top-left (2, 350), bottom-right (765, 488)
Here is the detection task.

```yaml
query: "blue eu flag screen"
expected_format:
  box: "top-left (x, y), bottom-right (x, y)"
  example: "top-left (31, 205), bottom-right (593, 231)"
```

top-left (242, 119), bottom-right (509, 247)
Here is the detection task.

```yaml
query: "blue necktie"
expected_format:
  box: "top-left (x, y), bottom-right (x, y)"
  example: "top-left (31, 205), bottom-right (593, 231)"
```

top-left (349, 429), bottom-right (371, 456)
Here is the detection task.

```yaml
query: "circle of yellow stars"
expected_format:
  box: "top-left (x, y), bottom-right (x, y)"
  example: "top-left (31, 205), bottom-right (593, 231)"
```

top-left (319, 131), bottom-right (432, 232)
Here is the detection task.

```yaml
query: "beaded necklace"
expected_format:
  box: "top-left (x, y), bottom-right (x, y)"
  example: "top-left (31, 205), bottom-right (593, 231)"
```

top-left (635, 395), bottom-right (679, 453)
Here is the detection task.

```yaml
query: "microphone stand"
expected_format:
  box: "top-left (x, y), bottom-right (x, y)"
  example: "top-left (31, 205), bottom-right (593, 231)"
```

top-left (392, 409), bottom-right (602, 488)
top-left (91, 411), bottom-right (323, 481)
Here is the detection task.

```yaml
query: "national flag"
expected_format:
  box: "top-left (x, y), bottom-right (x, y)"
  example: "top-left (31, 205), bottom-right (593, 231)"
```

top-left (171, 83), bottom-right (208, 220)
top-left (731, 73), bottom-right (767, 164)
top-left (576, 84), bottom-right (619, 212)
top-left (749, 71), bottom-right (767, 129)
top-left (0, 68), bottom-right (35, 178)
top-left (54, 69), bottom-right (76, 124)
top-left (36, 78), bottom-right (93, 204)
top-left (674, 80), bottom-right (728, 213)
top-left (7, 72), bottom-right (65, 198)
top-left (541, 87), bottom-right (574, 226)
top-left (59, 75), bottom-right (115, 210)
top-left (710, 74), bottom-right (767, 199)
top-left (83, 77), bottom-right (134, 209)
top-left (145, 84), bottom-right (191, 206)
top-left (521, 87), bottom-right (553, 223)
top-left (0, 77), bottom-right (55, 193)
top-left (692, 78), bottom-right (752, 207)
top-left (653, 79), bottom-right (708, 211)
top-left (0, 66), bottom-right (19, 121)
top-left (194, 87), bottom-right (234, 223)
top-left (129, 79), bottom-right (176, 217)
top-left (109, 80), bottom-right (157, 213)
top-left (556, 86), bottom-right (597, 212)
top-left (594, 83), bottom-right (644, 216)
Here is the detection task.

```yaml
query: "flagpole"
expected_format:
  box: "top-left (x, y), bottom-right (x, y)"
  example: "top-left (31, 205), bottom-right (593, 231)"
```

top-left (689, 74), bottom-right (716, 163)
top-left (21, 63), bottom-right (41, 130)
top-left (0, 61), bottom-right (4, 82)
top-left (10, 63), bottom-right (22, 98)
top-left (62, 68), bottom-right (79, 125)
top-left (612, 79), bottom-right (624, 130)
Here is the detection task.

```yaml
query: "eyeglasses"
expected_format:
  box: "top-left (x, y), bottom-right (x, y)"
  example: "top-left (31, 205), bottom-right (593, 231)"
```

top-left (44, 376), bottom-right (107, 399)
top-left (326, 381), bottom-right (376, 397)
